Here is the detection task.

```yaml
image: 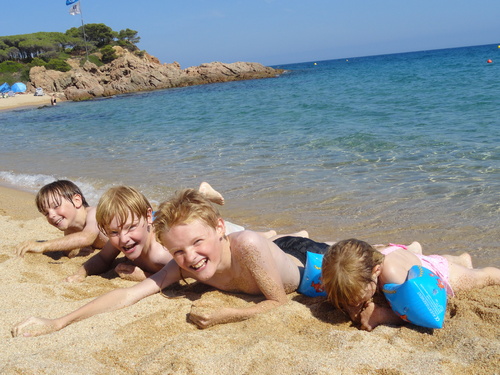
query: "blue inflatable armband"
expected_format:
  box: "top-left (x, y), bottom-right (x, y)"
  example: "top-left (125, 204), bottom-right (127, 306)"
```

top-left (382, 265), bottom-right (447, 329)
top-left (297, 251), bottom-right (327, 297)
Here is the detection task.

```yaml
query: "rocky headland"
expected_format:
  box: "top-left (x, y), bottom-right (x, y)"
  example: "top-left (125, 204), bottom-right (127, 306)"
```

top-left (28, 47), bottom-right (284, 101)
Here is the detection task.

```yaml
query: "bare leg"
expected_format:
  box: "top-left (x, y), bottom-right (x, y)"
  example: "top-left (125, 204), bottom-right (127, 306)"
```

top-left (256, 230), bottom-right (277, 239)
top-left (198, 182), bottom-right (224, 206)
top-left (444, 253), bottom-right (473, 269)
top-left (269, 230), bottom-right (309, 241)
top-left (447, 259), bottom-right (500, 292)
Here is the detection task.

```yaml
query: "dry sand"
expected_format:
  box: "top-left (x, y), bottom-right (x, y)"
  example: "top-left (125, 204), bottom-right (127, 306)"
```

top-left (0, 186), bottom-right (499, 374)
top-left (0, 93), bottom-right (60, 111)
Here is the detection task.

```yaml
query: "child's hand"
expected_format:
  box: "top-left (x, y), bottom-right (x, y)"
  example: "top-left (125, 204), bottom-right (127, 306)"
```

top-left (189, 301), bottom-right (218, 329)
top-left (11, 316), bottom-right (60, 337)
top-left (359, 301), bottom-right (376, 331)
top-left (189, 301), bottom-right (233, 329)
top-left (64, 273), bottom-right (86, 283)
top-left (15, 241), bottom-right (45, 257)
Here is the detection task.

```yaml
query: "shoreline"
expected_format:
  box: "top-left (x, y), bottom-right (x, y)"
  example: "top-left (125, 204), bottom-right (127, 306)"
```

top-left (0, 184), bottom-right (499, 374)
top-left (0, 93), bottom-right (63, 111)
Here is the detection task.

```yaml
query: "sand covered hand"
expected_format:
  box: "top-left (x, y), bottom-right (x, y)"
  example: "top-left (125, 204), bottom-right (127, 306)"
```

top-left (11, 316), bottom-right (61, 337)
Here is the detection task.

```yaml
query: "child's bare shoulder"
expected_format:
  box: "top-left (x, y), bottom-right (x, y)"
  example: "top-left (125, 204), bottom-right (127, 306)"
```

top-left (229, 230), bottom-right (269, 257)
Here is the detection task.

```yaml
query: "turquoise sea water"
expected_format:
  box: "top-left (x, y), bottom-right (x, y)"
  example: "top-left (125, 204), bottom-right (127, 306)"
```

top-left (1, 44), bottom-right (499, 266)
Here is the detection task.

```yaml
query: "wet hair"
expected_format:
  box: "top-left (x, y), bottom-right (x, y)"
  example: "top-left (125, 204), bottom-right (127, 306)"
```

top-left (321, 238), bottom-right (384, 310)
top-left (95, 186), bottom-right (151, 234)
top-left (35, 180), bottom-right (89, 214)
top-left (153, 188), bottom-right (220, 244)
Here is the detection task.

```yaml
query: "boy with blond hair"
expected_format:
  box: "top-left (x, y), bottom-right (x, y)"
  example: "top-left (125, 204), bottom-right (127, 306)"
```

top-left (12, 189), bottom-right (305, 337)
top-left (65, 185), bottom-right (172, 282)
top-left (66, 185), bottom-right (280, 283)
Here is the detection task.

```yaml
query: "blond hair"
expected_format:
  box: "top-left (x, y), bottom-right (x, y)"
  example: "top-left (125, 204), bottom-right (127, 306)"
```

top-left (321, 238), bottom-right (384, 310)
top-left (96, 186), bottom-right (151, 233)
top-left (36, 180), bottom-right (89, 214)
top-left (153, 189), bottom-right (220, 244)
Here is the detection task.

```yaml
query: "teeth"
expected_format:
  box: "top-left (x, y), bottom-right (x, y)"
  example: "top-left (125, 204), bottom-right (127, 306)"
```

top-left (191, 259), bottom-right (207, 270)
top-left (55, 218), bottom-right (62, 225)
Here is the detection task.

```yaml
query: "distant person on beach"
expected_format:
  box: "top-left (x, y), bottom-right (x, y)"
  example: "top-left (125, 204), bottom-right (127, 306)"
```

top-left (321, 238), bottom-right (500, 331)
top-left (65, 185), bottom-right (279, 283)
top-left (15, 180), bottom-right (238, 259)
top-left (12, 189), bottom-right (313, 337)
top-left (50, 95), bottom-right (57, 106)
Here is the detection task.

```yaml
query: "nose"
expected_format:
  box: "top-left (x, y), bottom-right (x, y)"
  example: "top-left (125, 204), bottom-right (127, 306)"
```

top-left (183, 247), bottom-right (196, 263)
top-left (118, 230), bottom-right (130, 245)
top-left (47, 208), bottom-right (57, 219)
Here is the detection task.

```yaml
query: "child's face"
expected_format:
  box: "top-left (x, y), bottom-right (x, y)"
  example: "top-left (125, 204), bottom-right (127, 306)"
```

top-left (106, 210), bottom-right (152, 260)
top-left (41, 194), bottom-right (81, 231)
top-left (160, 218), bottom-right (225, 282)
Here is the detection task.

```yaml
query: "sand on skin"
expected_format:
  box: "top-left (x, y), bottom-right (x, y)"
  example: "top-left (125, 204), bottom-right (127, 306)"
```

top-left (0, 185), bottom-right (499, 375)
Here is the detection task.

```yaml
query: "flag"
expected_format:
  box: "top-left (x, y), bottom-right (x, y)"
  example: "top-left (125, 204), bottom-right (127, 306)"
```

top-left (69, 2), bottom-right (81, 15)
top-left (66, 0), bottom-right (79, 5)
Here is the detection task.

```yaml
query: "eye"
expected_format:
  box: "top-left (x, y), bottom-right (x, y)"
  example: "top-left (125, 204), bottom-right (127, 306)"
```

top-left (107, 230), bottom-right (119, 237)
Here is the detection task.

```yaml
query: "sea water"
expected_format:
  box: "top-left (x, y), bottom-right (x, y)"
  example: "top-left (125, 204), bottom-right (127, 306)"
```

top-left (1, 44), bottom-right (499, 266)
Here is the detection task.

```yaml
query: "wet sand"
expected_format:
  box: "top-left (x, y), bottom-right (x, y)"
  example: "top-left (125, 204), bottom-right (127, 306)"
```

top-left (1, 185), bottom-right (499, 374)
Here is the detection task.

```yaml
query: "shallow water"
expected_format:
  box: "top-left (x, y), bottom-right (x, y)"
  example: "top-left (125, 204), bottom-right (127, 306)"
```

top-left (1, 44), bottom-right (499, 266)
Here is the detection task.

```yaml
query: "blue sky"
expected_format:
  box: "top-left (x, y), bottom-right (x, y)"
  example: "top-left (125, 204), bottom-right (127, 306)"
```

top-left (3, 1), bottom-right (499, 68)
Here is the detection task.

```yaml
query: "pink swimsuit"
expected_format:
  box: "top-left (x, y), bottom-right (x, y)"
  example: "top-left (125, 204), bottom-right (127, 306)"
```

top-left (381, 244), bottom-right (454, 296)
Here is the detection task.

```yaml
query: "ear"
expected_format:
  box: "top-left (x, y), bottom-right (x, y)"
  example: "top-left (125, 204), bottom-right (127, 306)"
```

top-left (72, 194), bottom-right (83, 209)
top-left (146, 207), bottom-right (153, 225)
top-left (372, 264), bottom-right (382, 279)
top-left (215, 218), bottom-right (226, 237)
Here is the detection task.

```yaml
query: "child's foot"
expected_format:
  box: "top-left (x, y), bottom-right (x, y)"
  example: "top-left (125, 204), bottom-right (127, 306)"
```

top-left (115, 263), bottom-right (148, 282)
top-left (199, 182), bottom-right (225, 205)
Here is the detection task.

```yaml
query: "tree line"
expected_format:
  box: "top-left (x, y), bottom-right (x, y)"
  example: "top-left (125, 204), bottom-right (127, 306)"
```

top-left (0, 23), bottom-right (142, 82)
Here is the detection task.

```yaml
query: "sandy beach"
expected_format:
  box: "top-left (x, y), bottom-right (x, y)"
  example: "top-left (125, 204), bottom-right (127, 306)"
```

top-left (0, 93), bottom-right (60, 111)
top-left (0, 185), bottom-right (498, 374)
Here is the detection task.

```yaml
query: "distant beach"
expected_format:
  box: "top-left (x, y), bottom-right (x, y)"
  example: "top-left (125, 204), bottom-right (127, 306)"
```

top-left (1, 185), bottom-right (499, 374)
top-left (0, 93), bottom-right (60, 111)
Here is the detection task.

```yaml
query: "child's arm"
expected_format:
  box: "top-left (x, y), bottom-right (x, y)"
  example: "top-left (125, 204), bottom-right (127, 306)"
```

top-left (16, 229), bottom-right (99, 257)
top-left (65, 242), bottom-right (121, 283)
top-left (189, 234), bottom-right (289, 329)
top-left (11, 261), bottom-right (181, 337)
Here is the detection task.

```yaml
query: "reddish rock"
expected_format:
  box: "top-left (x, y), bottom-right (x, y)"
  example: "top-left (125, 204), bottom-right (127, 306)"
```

top-left (28, 49), bottom-right (283, 101)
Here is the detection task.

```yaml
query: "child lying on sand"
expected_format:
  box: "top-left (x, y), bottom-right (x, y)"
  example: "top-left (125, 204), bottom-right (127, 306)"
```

top-left (66, 185), bottom-right (281, 283)
top-left (16, 180), bottom-right (106, 258)
top-left (15, 180), bottom-right (248, 261)
top-left (322, 238), bottom-right (500, 331)
top-left (12, 189), bottom-right (311, 337)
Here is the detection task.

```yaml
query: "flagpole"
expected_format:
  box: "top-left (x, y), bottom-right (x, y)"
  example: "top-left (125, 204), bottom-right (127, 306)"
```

top-left (78, 0), bottom-right (89, 62)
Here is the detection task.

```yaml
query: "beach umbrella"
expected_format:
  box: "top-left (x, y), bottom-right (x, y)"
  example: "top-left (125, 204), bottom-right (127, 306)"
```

top-left (0, 82), bottom-right (10, 93)
top-left (10, 82), bottom-right (26, 93)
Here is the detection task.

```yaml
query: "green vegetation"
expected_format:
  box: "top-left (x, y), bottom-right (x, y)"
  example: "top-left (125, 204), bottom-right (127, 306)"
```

top-left (0, 24), bottom-right (142, 84)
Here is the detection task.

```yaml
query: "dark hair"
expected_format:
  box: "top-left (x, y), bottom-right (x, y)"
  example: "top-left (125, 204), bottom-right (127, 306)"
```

top-left (35, 180), bottom-right (89, 213)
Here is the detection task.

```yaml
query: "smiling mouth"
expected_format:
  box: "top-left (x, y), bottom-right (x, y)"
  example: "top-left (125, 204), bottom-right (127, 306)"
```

top-left (122, 243), bottom-right (137, 253)
top-left (55, 218), bottom-right (63, 226)
top-left (191, 258), bottom-right (207, 271)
